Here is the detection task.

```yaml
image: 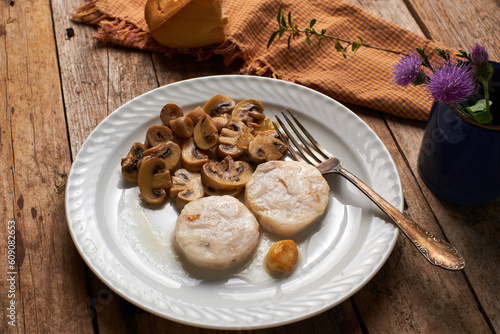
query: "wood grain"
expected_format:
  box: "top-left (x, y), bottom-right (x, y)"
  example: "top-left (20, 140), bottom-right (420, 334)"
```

top-left (3, 0), bottom-right (498, 332)
top-left (0, 0), bottom-right (94, 332)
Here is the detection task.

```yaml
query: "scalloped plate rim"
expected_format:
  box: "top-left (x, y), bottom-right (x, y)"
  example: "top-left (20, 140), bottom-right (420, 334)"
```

top-left (65, 74), bottom-right (402, 330)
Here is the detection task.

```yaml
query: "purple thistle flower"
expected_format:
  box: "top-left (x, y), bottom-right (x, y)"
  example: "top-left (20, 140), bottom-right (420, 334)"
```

top-left (393, 53), bottom-right (424, 86)
top-left (427, 62), bottom-right (477, 105)
top-left (471, 43), bottom-right (489, 67)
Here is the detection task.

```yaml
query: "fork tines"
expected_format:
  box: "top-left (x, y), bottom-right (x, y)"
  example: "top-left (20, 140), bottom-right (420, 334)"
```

top-left (273, 109), bottom-right (333, 167)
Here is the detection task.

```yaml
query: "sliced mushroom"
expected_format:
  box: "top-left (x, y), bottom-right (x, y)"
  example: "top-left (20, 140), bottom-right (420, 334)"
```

top-left (193, 115), bottom-right (219, 150)
top-left (181, 137), bottom-right (210, 172)
top-left (139, 141), bottom-right (181, 171)
top-left (170, 169), bottom-right (204, 209)
top-left (204, 185), bottom-right (243, 197)
top-left (170, 116), bottom-right (194, 138)
top-left (201, 155), bottom-right (253, 190)
top-left (217, 121), bottom-right (254, 159)
top-left (203, 94), bottom-right (236, 117)
top-left (160, 103), bottom-right (184, 126)
top-left (121, 142), bottom-right (147, 182)
top-left (248, 132), bottom-right (288, 164)
top-left (252, 115), bottom-right (276, 135)
top-left (146, 125), bottom-right (176, 147)
top-left (212, 116), bottom-right (229, 132)
top-left (138, 157), bottom-right (172, 205)
top-left (231, 99), bottom-right (265, 132)
top-left (186, 106), bottom-right (207, 125)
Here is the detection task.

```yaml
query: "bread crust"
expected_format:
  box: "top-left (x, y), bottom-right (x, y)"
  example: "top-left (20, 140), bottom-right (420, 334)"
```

top-left (145, 0), bottom-right (228, 48)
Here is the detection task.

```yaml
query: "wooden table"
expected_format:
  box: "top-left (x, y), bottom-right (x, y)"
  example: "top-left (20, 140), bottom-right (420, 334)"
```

top-left (2, 0), bottom-right (499, 333)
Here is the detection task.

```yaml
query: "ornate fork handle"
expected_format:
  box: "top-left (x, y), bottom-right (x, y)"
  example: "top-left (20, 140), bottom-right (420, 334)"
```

top-left (319, 158), bottom-right (465, 271)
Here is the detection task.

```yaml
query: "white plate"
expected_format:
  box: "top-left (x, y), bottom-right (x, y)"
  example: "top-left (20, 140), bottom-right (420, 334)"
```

top-left (65, 75), bottom-right (402, 330)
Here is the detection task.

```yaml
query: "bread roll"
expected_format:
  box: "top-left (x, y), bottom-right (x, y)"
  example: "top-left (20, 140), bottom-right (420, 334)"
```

top-left (145, 0), bottom-right (228, 48)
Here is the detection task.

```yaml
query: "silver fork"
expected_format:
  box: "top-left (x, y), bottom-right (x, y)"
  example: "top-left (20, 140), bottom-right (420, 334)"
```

top-left (274, 109), bottom-right (465, 271)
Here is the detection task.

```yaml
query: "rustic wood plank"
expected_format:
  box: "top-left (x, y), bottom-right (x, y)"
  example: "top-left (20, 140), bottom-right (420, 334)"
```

top-left (378, 0), bottom-right (500, 330)
top-left (348, 107), bottom-right (491, 333)
top-left (0, 0), bottom-right (94, 332)
top-left (407, 0), bottom-right (500, 61)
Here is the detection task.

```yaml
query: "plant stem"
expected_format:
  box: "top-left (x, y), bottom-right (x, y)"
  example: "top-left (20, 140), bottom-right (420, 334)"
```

top-left (483, 80), bottom-right (490, 114)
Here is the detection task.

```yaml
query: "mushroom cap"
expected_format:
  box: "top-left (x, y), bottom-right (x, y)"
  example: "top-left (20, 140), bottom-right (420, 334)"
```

top-left (203, 94), bottom-right (236, 117)
top-left (248, 132), bottom-right (288, 164)
top-left (201, 155), bottom-right (253, 190)
top-left (121, 142), bottom-right (147, 182)
top-left (186, 106), bottom-right (207, 125)
top-left (193, 115), bottom-right (219, 150)
top-left (146, 125), bottom-right (177, 147)
top-left (181, 137), bottom-right (210, 172)
top-left (265, 240), bottom-right (299, 274)
top-left (170, 116), bottom-right (194, 139)
top-left (170, 169), bottom-right (204, 209)
top-left (160, 103), bottom-right (184, 126)
top-left (138, 157), bottom-right (172, 205)
top-left (139, 141), bottom-right (181, 171)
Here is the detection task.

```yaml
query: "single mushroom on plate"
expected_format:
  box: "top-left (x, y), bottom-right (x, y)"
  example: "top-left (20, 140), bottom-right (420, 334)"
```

top-left (186, 106), bottom-right (207, 125)
top-left (248, 131), bottom-right (288, 164)
top-left (181, 137), bottom-right (211, 172)
top-left (203, 94), bottom-right (236, 117)
top-left (170, 116), bottom-right (194, 138)
top-left (138, 157), bottom-right (172, 205)
top-left (121, 142), bottom-right (148, 182)
top-left (193, 115), bottom-right (219, 150)
top-left (146, 125), bottom-right (177, 147)
top-left (170, 169), bottom-right (204, 209)
top-left (201, 155), bottom-right (253, 190)
top-left (160, 103), bottom-right (184, 126)
top-left (138, 141), bottom-right (181, 171)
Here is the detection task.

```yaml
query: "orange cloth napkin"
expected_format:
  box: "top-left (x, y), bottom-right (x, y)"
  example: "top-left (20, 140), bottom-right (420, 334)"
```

top-left (72, 0), bottom-right (449, 121)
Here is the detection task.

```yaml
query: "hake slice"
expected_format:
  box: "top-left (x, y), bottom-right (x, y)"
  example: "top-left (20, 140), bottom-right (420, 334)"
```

top-left (244, 161), bottom-right (330, 237)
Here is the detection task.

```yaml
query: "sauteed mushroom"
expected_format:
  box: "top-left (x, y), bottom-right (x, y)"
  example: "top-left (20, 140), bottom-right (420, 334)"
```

top-left (203, 94), bottom-right (236, 117)
top-left (146, 125), bottom-right (176, 147)
top-left (139, 141), bottom-right (181, 171)
top-left (248, 131), bottom-right (288, 164)
top-left (138, 157), bottom-right (172, 205)
top-left (201, 155), bottom-right (253, 190)
top-left (186, 106), bottom-right (207, 125)
top-left (121, 142), bottom-right (147, 182)
top-left (160, 103), bottom-right (183, 126)
top-left (265, 240), bottom-right (299, 274)
top-left (170, 116), bottom-right (194, 138)
top-left (231, 99), bottom-right (265, 131)
top-left (217, 121), bottom-right (254, 159)
top-left (181, 137), bottom-right (210, 172)
top-left (204, 185), bottom-right (243, 197)
top-left (193, 115), bottom-right (218, 150)
top-left (211, 116), bottom-right (229, 132)
top-left (170, 169), bottom-right (204, 209)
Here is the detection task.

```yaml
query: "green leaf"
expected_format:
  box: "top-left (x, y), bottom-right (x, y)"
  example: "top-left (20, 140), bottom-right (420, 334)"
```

top-left (335, 39), bottom-right (343, 52)
top-left (351, 42), bottom-right (361, 52)
top-left (281, 15), bottom-right (287, 28)
top-left (321, 29), bottom-right (326, 35)
top-left (278, 26), bottom-right (286, 38)
top-left (464, 99), bottom-right (493, 124)
top-left (288, 11), bottom-right (292, 28)
top-left (356, 36), bottom-right (363, 43)
top-left (306, 36), bottom-right (311, 45)
top-left (287, 34), bottom-right (293, 49)
top-left (277, 4), bottom-right (283, 24)
top-left (310, 19), bottom-right (316, 28)
top-left (267, 31), bottom-right (279, 49)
